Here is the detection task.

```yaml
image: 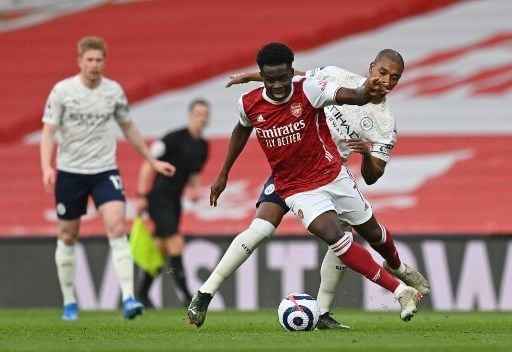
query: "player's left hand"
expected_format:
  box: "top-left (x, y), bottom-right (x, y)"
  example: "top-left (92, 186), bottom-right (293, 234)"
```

top-left (152, 160), bottom-right (176, 176)
top-left (346, 138), bottom-right (371, 156)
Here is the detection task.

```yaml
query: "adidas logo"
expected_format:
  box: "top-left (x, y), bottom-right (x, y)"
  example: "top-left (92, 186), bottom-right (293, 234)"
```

top-left (257, 114), bottom-right (266, 122)
top-left (371, 269), bottom-right (381, 282)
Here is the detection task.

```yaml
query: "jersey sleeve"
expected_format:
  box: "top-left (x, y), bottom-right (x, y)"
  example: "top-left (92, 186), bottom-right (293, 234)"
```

top-left (370, 124), bottom-right (397, 163)
top-left (150, 140), bottom-right (167, 159)
top-left (305, 66), bottom-right (345, 80)
top-left (42, 84), bottom-right (64, 125)
top-left (305, 66), bottom-right (362, 88)
top-left (237, 95), bottom-right (252, 127)
top-left (302, 78), bottom-right (339, 108)
top-left (114, 84), bottom-right (130, 123)
top-left (304, 67), bottom-right (322, 79)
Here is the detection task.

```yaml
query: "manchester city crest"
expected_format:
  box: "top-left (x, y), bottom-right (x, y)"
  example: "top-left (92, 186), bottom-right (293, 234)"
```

top-left (360, 117), bottom-right (373, 130)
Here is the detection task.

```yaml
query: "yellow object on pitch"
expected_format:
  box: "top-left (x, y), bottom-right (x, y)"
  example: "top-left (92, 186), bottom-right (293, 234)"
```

top-left (129, 217), bottom-right (164, 276)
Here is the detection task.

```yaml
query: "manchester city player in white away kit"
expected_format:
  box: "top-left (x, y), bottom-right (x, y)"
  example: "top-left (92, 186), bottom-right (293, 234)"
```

top-left (189, 49), bottom-right (429, 329)
top-left (40, 36), bottom-right (174, 321)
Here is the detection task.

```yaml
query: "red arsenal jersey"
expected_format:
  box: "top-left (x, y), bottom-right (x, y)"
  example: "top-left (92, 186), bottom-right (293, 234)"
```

top-left (237, 77), bottom-right (343, 198)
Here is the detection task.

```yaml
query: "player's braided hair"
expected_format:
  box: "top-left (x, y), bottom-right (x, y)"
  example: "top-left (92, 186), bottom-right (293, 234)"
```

top-left (256, 42), bottom-right (294, 70)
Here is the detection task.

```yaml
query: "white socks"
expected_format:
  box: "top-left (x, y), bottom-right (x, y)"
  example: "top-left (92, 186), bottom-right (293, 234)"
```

top-left (55, 239), bottom-right (77, 305)
top-left (393, 282), bottom-right (408, 298)
top-left (56, 236), bottom-right (135, 304)
top-left (109, 236), bottom-right (135, 301)
top-left (316, 247), bottom-right (347, 315)
top-left (200, 218), bottom-right (275, 295)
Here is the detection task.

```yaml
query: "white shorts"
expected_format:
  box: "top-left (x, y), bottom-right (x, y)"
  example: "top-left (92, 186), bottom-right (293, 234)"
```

top-left (284, 167), bottom-right (372, 229)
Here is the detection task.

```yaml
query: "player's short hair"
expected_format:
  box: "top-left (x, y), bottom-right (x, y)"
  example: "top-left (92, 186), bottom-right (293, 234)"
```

top-left (374, 49), bottom-right (404, 68)
top-left (78, 36), bottom-right (107, 58)
top-left (189, 99), bottom-right (210, 112)
top-left (256, 42), bottom-right (294, 70)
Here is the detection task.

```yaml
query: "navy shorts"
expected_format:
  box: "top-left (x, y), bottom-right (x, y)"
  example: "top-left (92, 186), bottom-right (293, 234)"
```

top-left (256, 176), bottom-right (290, 212)
top-left (55, 169), bottom-right (125, 220)
top-left (148, 194), bottom-right (181, 237)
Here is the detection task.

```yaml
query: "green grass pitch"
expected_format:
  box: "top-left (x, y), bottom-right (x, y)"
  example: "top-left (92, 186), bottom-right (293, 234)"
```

top-left (0, 308), bottom-right (510, 351)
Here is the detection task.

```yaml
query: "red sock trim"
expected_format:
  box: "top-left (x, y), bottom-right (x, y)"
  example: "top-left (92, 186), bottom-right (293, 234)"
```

top-left (370, 226), bottom-right (401, 270)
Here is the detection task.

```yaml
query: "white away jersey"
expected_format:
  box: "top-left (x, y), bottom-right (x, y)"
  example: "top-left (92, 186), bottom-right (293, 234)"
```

top-left (42, 75), bottom-right (130, 174)
top-left (305, 66), bottom-right (397, 162)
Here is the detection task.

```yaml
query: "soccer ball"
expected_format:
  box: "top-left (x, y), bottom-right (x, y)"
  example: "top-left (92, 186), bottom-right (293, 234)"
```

top-left (277, 293), bottom-right (320, 331)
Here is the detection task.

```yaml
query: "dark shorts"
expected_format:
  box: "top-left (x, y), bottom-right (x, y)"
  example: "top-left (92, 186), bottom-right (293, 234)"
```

top-left (256, 176), bottom-right (290, 212)
top-left (55, 169), bottom-right (125, 220)
top-left (148, 194), bottom-right (181, 237)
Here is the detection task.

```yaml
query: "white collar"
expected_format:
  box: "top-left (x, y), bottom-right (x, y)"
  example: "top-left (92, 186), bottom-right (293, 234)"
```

top-left (261, 81), bottom-right (295, 105)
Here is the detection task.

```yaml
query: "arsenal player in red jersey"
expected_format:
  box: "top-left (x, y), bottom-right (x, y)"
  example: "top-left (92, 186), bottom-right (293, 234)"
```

top-left (188, 43), bottom-right (422, 328)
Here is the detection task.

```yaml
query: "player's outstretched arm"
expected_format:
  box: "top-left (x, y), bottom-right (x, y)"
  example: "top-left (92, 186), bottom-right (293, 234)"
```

top-left (119, 121), bottom-right (176, 177)
top-left (226, 69), bottom-right (306, 87)
top-left (226, 72), bottom-right (261, 87)
top-left (334, 76), bottom-right (385, 106)
top-left (210, 123), bottom-right (253, 206)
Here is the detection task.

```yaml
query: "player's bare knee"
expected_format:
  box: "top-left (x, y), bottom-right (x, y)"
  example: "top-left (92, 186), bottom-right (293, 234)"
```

top-left (308, 218), bottom-right (345, 245)
top-left (58, 232), bottom-right (77, 245)
top-left (354, 217), bottom-right (383, 243)
top-left (255, 203), bottom-right (286, 228)
top-left (106, 222), bottom-right (125, 239)
top-left (327, 227), bottom-right (350, 245)
top-left (355, 224), bottom-right (382, 243)
top-left (312, 228), bottom-right (339, 245)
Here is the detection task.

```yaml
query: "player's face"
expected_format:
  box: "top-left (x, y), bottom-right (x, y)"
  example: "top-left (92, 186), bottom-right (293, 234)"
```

top-left (189, 104), bottom-right (210, 133)
top-left (78, 49), bottom-right (105, 84)
top-left (369, 57), bottom-right (403, 96)
top-left (260, 64), bottom-right (294, 101)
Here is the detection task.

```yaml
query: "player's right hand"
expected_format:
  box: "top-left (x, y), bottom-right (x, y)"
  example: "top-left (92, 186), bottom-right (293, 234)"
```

top-left (365, 76), bottom-right (389, 97)
top-left (225, 73), bottom-right (250, 87)
top-left (135, 196), bottom-right (148, 216)
top-left (210, 174), bottom-right (228, 206)
top-left (346, 138), bottom-right (371, 156)
top-left (42, 167), bottom-right (56, 194)
top-left (152, 160), bottom-right (176, 177)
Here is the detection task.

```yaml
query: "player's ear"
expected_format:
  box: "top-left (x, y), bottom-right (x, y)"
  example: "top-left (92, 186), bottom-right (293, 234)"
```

top-left (369, 62), bottom-right (375, 75)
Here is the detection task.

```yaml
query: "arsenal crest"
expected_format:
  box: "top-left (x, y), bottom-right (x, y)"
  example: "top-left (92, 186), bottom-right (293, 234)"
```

top-left (290, 103), bottom-right (302, 117)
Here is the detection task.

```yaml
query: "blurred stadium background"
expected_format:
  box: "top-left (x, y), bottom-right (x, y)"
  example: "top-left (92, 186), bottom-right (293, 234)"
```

top-left (0, 0), bottom-right (510, 313)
